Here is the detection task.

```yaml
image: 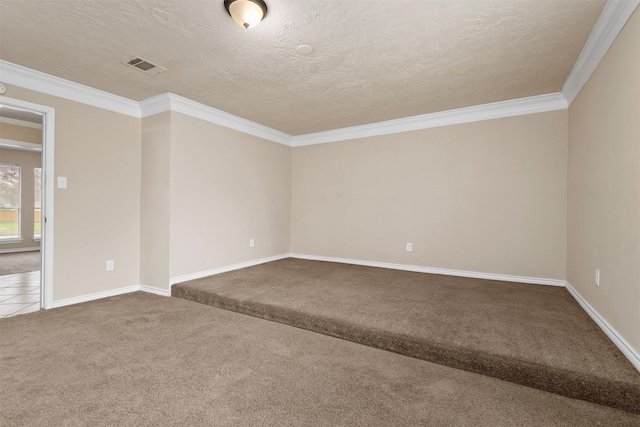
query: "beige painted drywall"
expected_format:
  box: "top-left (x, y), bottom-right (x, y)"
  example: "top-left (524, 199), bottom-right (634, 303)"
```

top-left (0, 147), bottom-right (41, 251)
top-left (169, 112), bottom-right (291, 279)
top-left (0, 122), bottom-right (42, 144)
top-left (1, 84), bottom-right (141, 301)
top-left (140, 112), bottom-right (171, 290)
top-left (568, 9), bottom-right (640, 353)
top-left (291, 110), bottom-right (568, 280)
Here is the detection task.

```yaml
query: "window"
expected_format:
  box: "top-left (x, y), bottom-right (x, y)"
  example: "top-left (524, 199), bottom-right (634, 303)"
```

top-left (0, 164), bottom-right (21, 241)
top-left (34, 167), bottom-right (42, 239)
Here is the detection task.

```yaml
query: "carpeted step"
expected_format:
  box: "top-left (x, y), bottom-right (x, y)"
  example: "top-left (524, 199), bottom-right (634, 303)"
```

top-left (171, 258), bottom-right (640, 414)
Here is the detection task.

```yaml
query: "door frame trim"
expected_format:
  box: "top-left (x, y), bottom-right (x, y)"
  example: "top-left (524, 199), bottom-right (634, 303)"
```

top-left (0, 95), bottom-right (55, 308)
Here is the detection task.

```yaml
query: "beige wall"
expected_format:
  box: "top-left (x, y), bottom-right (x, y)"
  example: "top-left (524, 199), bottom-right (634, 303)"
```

top-left (0, 122), bottom-right (42, 144)
top-left (292, 110), bottom-right (568, 280)
top-left (2, 84), bottom-right (292, 296)
top-left (1, 10), bottom-right (635, 360)
top-left (0, 148), bottom-right (41, 251)
top-left (2, 84), bottom-right (142, 301)
top-left (169, 112), bottom-right (291, 279)
top-left (568, 9), bottom-right (640, 352)
top-left (140, 112), bottom-right (171, 290)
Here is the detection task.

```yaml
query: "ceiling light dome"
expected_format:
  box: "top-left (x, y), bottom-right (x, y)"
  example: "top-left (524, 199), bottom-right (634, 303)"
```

top-left (224, 0), bottom-right (267, 29)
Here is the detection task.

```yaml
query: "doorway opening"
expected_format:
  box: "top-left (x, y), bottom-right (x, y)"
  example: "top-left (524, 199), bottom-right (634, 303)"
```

top-left (0, 97), bottom-right (55, 313)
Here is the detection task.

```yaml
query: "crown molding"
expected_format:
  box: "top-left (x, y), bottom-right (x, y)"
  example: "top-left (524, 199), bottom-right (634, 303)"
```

top-left (138, 92), bottom-right (172, 118)
top-left (140, 93), bottom-right (293, 147)
top-left (0, 116), bottom-right (42, 129)
top-left (292, 93), bottom-right (567, 147)
top-left (0, 60), bottom-right (141, 118)
top-left (562, 0), bottom-right (640, 105)
top-left (2, 60), bottom-right (573, 148)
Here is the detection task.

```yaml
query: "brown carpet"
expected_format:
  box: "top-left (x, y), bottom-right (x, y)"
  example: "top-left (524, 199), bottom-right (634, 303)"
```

top-left (172, 258), bottom-right (640, 414)
top-left (1, 292), bottom-right (639, 426)
top-left (0, 250), bottom-right (41, 276)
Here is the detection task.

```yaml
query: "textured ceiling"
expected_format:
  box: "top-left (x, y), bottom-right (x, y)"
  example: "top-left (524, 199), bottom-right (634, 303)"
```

top-left (0, 0), bottom-right (605, 135)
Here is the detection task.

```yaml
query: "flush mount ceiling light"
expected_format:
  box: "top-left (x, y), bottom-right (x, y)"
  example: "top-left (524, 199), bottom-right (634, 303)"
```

top-left (224, 0), bottom-right (267, 29)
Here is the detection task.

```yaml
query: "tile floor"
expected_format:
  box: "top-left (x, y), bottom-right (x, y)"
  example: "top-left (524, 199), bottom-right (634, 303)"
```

top-left (0, 270), bottom-right (40, 318)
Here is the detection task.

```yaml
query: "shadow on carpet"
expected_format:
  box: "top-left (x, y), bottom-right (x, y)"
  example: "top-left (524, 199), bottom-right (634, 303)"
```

top-left (172, 258), bottom-right (640, 414)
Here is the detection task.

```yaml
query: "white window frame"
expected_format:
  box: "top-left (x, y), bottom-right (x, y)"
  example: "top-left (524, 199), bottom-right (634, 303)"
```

top-left (0, 163), bottom-right (22, 243)
top-left (34, 166), bottom-right (42, 241)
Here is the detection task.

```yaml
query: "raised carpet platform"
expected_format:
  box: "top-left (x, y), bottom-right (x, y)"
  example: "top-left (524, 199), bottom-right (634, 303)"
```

top-left (172, 258), bottom-right (640, 414)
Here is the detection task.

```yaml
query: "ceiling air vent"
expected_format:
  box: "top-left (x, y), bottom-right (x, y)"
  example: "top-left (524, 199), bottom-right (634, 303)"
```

top-left (123, 56), bottom-right (166, 75)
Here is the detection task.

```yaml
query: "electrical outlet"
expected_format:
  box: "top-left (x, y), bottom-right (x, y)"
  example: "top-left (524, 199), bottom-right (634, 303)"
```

top-left (406, 243), bottom-right (413, 252)
top-left (249, 239), bottom-right (255, 248)
top-left (595, 269), bottom-right (600, 286)
top-left (106, 260), bottom-right (114, 272)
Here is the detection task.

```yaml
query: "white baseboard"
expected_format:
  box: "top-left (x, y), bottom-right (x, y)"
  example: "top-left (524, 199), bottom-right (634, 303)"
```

top-left (139, 285), bottom-right (171, 297)
top-left (291, 254), bottom-right (638, 372)
top-left (48, 255), bottom-right (290, 309)
top-left (290, 254), bottom-right (566, 286)
top-left (43, 255), bottom-right (639, 375)
top-left (170, 253), bottom-right (291, 285)
top-left (565, 282), bottom-right (640, 373)
top-left (51, 284), bottom-right (171, 309)
top-left (0, 246), bottom-right (40, 254)
top-left (51, 285), bottom-right (141, 309)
